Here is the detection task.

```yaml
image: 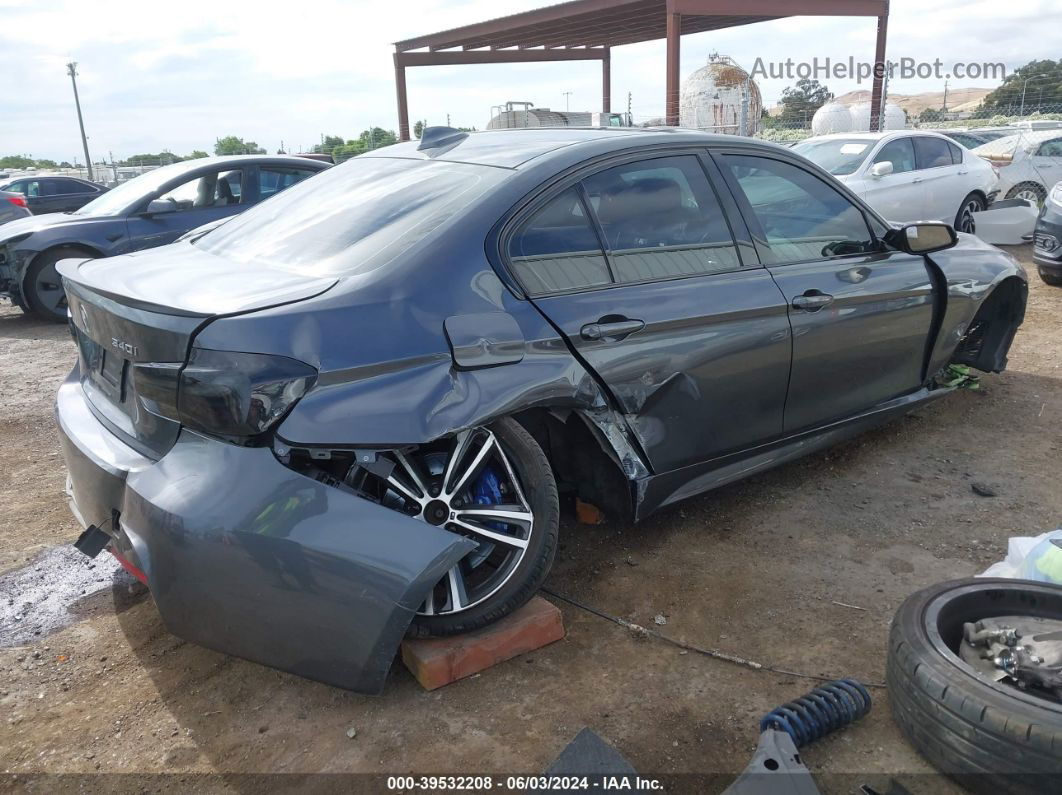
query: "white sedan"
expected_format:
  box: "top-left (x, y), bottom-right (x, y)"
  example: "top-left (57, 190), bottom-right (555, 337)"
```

top-left (971, 129), bottom-right (1062, 205)
top-left (792, 131), bottom-right (999, 233)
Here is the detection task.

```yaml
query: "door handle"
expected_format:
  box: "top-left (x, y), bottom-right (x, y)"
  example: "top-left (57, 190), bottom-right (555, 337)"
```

top-left (911, 177), bottom-right (924, 183)
top-left (580, 318), bottom-right (645, 341)
top-left (791, 290), bottom-right (834, 312)
top-left (957, 170), bottom-right (969, 175)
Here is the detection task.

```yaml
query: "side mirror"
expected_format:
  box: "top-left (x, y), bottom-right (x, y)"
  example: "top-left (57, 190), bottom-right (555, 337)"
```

top-left (870, 161), bottom-right (894, 177)
top-left (143, 199), bottom-right (176, 215)
top-left (886, 222), bottom-right (958, 255)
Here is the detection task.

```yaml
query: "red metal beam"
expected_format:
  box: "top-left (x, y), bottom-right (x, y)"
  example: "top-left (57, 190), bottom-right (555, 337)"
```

top-left (868, 3), bottom-right (890, 131)
top-left (602, 47), bottom-right (611, 113)
top-left (394, 55), bottom-right (410, 141)
top-left (669, 0), bottom-right (885, 15)
top-left (666, 12), bottom-right (680, 126)
top-left (394, 49), bottom-right (608, 67)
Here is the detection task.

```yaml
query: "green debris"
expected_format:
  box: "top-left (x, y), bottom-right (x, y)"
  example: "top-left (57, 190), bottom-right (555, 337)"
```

top-left (939, 364), bottom-right (981, 391)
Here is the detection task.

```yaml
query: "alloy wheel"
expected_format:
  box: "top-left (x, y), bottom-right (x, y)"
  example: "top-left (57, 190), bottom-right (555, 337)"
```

top-left (375, 428), bottom-right (535, 616)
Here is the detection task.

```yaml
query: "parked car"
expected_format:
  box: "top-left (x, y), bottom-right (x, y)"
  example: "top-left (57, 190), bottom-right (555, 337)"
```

top-left (934, 129), bottom-right (994, 149)
top-left (971, 130), bottom-right (1062, 204)
top-left (0, 155), bottom-right (329, 320)
top-left (792, 130), bottom-right (999, 233)
top-left (1033, 180), bottom-right (1062, 285)
top-left (0, 189), bottom-right (31, 226)
top-left (0, 175), bottom-right (107, 215)
top-left (57, 127), bottom-right (1026, 693)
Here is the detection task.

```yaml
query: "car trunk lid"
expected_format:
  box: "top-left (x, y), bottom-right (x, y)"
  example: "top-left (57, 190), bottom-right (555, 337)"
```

top-left (58, 244), bottom-right (337, 458)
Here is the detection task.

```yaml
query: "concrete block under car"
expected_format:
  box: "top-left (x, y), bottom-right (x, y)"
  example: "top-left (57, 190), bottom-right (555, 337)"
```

top-left (401, 596), bottom-right (565, 690)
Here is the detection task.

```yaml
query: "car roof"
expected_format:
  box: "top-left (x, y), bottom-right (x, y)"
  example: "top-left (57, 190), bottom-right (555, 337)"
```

top-left (800, 130), bottom-right (951, 143)
top-left (971, 128), bottom-right (1062, 153)
top-left (360, 127), bottom-right (781, 169)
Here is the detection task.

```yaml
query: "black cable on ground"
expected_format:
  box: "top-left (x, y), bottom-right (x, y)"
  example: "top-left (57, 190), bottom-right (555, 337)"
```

top-left (541, 586), bottom-right (887, 690)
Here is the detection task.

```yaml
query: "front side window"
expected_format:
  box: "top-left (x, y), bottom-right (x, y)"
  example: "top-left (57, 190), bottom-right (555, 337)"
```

top-left (155, 169), bottom-right (244, 211)
top-left (580, 155), bottom-right (740, 283)
top-left (913, 137), bottom-right (954, 169)
top-left (507, 187), bottom-right (610, 295)
top-left (1036, 138), bottom-right (1062, 157)
top-left (722, 154), bottom-right (875, 264)
top-left (872, 138), bottom-right (916, 173)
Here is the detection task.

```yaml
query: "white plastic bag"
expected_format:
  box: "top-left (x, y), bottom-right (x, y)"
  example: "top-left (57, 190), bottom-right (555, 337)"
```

top-left (980, 529), bottom-right (1062, 584)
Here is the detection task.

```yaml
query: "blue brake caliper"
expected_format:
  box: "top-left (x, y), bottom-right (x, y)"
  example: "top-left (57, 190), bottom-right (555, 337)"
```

top-left (471, 465), bottom-right (507, 532)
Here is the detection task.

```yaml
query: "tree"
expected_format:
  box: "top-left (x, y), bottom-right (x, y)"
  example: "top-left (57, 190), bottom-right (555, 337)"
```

top-left (413, 120), bottom-right (426, 139)
top-left (982, 59), bottom-right (1062, 113)
top-left (0, 155), bottom-right (35, 169)
top-left (919, 108), bottom-right (944, 123)
top-left (778, 79), bottom-right (834, 126)
top-left (185, 150), bottom-right (208, 160)
top-left (214, 136), bottom-right (266, 156)
top-left (310, 135), bottom-right (345, 155)
top-left (357, 127), bottom-right (397, 149)
top-left (35, 159), bottom-right (58, 169)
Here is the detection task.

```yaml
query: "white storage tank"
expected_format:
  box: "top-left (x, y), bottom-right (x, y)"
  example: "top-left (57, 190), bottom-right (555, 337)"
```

top-left (679, 54), bottom-right (761, 135)
top-left (811, 102), bottom-right (854, 135)
top-left (849, 101), bottom-right (906, 132)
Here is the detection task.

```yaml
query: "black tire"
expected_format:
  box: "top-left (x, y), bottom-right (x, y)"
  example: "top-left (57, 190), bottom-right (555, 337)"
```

top-left (887, 578), bottom-right (1062, 794)
top-left (23, 246), bottom-right (95, 322)
top-left (407, 417), bottom-right (559, 638)
top-left (1004, 182), bottom-right (1046, 204)
top-left (954, 192), bottom-right (985, 234)
top-left (1039, 269), bottom-right (1062, 287)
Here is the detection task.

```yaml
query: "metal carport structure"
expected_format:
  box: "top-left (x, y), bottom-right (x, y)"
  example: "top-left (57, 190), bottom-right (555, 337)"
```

top-left (393, 0), bottom-right (890, 141)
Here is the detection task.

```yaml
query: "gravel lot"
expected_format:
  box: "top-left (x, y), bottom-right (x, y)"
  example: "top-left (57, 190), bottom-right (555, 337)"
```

top-left (1, 244), bottom-right (1059, 792)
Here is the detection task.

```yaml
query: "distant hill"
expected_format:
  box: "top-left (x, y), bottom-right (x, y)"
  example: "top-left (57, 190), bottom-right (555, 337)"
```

top-left (768, 87), bottom-right (992, 116)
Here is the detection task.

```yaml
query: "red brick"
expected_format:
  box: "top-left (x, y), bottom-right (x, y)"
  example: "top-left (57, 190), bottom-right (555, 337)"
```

top-left (401, 596), bottom-right (565, 690)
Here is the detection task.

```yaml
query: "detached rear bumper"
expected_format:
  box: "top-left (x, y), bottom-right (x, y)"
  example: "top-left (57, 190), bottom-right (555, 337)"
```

top-left (55, 367), bottom-right (474, 693)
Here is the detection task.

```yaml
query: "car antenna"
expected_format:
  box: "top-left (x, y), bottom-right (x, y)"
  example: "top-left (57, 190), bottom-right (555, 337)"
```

top-left (417, 126), bottom-right (469, 155)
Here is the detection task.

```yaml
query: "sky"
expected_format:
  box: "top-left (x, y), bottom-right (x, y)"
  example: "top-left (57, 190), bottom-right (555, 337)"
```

top-left (0, 0), bottom-right (1057, 162)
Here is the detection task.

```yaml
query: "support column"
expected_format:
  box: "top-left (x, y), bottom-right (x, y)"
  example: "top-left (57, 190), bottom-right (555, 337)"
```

top-left (868, 3), bottom-right (889, 132)
top-left (665, 13), bottom-right (681, 126)
top-left (394, 53), bottom-right (411, 141)
top-left (602, 47), bottom-right (611, 113)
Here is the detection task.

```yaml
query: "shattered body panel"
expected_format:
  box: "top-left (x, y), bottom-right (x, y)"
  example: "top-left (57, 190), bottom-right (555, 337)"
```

top-left (56, 368), bottom-right (474, 693)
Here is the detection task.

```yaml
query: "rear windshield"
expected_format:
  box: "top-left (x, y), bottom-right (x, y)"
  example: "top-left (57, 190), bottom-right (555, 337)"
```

top-left (198, 157), bottom-right (506, 276)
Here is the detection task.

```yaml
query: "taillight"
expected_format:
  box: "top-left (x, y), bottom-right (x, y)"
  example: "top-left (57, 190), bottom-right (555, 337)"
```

top-left (6, 195), bottom-right (26, 208)
top-left (134, 348), bottom-right (317, 440)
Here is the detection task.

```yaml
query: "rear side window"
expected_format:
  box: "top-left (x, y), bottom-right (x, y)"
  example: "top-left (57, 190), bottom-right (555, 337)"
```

top-left (947, 142), bottom-right (964, 163)
top-left (581, 156), bottom-right (740, 283)
top-left (722, 154), bottom-right (875, 264)
top-left (914, 137), bottom-right (954, 169)
top-left (259, 167), bottom-right (319, 199)
top-left (507, 188), bottom-right (611, 295)
top-left (873, 138), bottom-right (915, 174)
top-left (44, 178), bottom-right (93, 195)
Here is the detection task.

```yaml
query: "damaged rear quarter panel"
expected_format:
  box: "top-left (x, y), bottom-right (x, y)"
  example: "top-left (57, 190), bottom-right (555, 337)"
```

top-left (190, 211), bottom-right (623, 449)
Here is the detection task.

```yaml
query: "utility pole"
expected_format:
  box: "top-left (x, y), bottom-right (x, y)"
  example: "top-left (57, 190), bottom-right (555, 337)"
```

top-left (66, 62), bottom-right (93, 181)
top-left (562, 91), bottom-right (572, 111)
top-left (447, 113), bottom-right (451, 127)
top-left (627, 91), bottom-right (632, 124)
top-left (941, 79), bottom-right (949, 114)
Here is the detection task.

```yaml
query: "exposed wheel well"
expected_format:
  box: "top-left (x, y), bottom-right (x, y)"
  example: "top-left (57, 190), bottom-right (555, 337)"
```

top-left (512, 408), bottom-right (635, 523)
top-left (951, 276), bottom-right (1027, 373)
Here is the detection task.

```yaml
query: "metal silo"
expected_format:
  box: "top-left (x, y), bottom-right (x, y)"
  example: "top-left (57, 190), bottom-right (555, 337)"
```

top-left (679, 54), bottom-right (761, 135)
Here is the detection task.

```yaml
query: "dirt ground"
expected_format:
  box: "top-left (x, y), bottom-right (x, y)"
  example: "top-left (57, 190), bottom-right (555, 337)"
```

top-left (1, 245), bottom-right (1059, 793)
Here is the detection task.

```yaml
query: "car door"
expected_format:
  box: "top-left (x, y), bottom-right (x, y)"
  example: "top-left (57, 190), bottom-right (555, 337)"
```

top-left (860, 137), bottom-right (925, 222)
top-left (507, 152), bottom-right (792, 473)
top-left (9, 179), bottom-right (48, 215)
top-left (122, 167), bottom-right (247, 252)
top-left (716, 151), bottom-right (936, 434)
top-left (256, 165), bottom-right (322, 202)
top-left (1030, 137), bottom-right (1062, 192)
top-left (912, 136), bottom-right (966, 223)
top-left (41, 178), bottom-right (96, 213)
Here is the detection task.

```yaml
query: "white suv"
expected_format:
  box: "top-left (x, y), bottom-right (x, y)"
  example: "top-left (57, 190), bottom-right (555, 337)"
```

top-left (793, 131), bottom-right (1000, 233)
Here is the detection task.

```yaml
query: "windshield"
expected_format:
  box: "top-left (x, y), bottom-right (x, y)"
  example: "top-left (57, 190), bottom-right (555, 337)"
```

top-left (197, 157), bottom-right (506, 277)
top-left (792, 138), bottom-right (875, 175)
top-left (73, 161), bottom-right (206, 217)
